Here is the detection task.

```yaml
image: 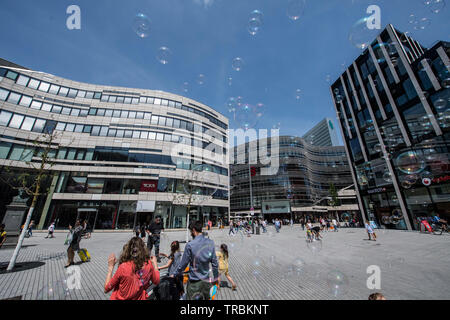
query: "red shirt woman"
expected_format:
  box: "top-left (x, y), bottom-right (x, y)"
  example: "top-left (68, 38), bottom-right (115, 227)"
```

top-left (104, 237), bottom-right (160, 300)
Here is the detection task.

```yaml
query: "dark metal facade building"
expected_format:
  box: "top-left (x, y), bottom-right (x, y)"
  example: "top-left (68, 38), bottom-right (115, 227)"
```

top-left (330, 24), bottom-right (450, 230)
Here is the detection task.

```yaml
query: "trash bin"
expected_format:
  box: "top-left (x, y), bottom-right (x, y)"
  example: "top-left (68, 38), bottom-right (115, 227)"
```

top-left (256, 226), bottom-right (260, 235)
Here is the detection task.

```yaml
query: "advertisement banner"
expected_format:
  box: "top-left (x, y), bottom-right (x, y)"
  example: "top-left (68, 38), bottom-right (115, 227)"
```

top-left (262, 201), bottom-right (291, 214)
top-left (140, 180), bottom-right (158, 192)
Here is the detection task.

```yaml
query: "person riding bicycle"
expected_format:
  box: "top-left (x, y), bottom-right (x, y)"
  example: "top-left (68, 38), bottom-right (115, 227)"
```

top-left (432, 213), bottom-right (448, 232)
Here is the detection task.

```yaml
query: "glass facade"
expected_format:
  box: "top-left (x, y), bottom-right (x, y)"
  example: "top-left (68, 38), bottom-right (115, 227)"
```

top-left (331, 25), bottom-right (450, 230)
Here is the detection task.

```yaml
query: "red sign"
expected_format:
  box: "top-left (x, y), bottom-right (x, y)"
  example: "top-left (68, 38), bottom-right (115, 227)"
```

top-left (251, 167), bottom-right (257, 177)
top-left (140, 180), bottom-right (158, 192)
top-left (432, 175), bottom-right (450, 184)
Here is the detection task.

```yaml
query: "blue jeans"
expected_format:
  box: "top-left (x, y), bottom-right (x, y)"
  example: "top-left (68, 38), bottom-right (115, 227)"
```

top-left (275, 225), bottom-right (280, 232)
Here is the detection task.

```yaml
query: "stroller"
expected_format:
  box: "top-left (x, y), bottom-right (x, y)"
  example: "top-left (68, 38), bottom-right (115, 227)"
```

top-left (148, 274), bottom-right (184, 300)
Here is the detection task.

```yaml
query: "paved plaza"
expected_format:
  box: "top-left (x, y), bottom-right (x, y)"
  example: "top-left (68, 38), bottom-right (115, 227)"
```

top-left (0, 225), bottom-right (449, 300)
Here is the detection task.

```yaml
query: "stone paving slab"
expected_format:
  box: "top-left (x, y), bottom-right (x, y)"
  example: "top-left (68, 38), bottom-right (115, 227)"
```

top-left (0, 226), bottom-right (449, 300)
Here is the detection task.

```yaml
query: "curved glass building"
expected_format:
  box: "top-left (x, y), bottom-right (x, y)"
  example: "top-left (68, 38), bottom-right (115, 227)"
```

top-left (230, 135), bottom-right (360, 221)
top-left (0, 58), bottom-right (229, 230)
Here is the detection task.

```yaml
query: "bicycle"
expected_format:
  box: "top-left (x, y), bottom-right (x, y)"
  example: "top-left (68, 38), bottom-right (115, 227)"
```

top-left (431, 223), bottom-right (448, 235)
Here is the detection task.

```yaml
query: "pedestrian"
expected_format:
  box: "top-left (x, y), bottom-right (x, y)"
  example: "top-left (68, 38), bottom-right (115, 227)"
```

top-left (216, 244), bottom-right (237, 291)
top-left (65, 220), bottom-right (84, 268)
top-left (134, 224), bottom-right (140, 237)
top-left (365, 221), bottom-right (377, 241)
top-left (229, 220), bottom-right (235, 236)
top-left (45, 221), bottom-right (56, 238)
top-left (275, 219), bottom-right (281, 233)
top-left (104, 237), bottom-right (160, 300)
top-left (311, 225), bottom-right (323, 240)
top-left (140, 224), bottom-right (146, 239)
top-left (368, 292), bottom-right (386, 300)
top-left (156, 240), bottom-right (184, 299)
top-left (332, 218), bottom-right (338, 232)
top-left (306, 224), bottom-right (313, 243)
top-left (146, 216), bottom-right (164, 262)
top-left (81, 220), bottom-right (91, 239)
top-left (173, 220), bottom-right (219, 300)
top-left (0, 224), bottom-right (7, 249)
top-left (208, 220), bottom-right (212, 231)
top-left (300, 218), bottom-right (305, 231)
top-left (261, 219), bottom-right (267, 233)
top-left (27, 220), bottom-right (35, 237)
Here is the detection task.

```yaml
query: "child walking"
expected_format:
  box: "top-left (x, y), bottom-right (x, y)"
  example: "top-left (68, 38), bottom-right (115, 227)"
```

top-left (216, 244), bottom-right (237, 291)
top-left (365, 222), bottom-right (377, 241)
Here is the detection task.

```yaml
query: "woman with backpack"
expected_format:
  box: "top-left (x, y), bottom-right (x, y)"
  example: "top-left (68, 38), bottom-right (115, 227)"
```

top-left (104, 237), bottom-right (160, 300)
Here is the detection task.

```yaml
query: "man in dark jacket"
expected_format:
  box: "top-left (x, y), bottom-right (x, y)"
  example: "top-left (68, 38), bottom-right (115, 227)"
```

top-left (147, 216), bottom-right (164, 262)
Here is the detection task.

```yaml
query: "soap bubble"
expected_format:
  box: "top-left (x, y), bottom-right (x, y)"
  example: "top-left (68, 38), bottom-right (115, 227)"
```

top-left (232, 57), bottom-right (244, 71)
top-left (287, 0), bottom-right (306, 21)
top-left (349, 17), bottom-right (381, 50)
top-left (295, 89), bottom-right (302, 100)
top-left (396, 151), bottom-right (425, 174)
top-left (192, 292), bottom-right (206, 300)
top-left (307, 238), bottom-right (322, 255)
top-left (37, 280), bottom-right (70, 300)
top-left (133, 13), bottom-right (151, 38)
top-left (182, 82), bottom-right (189, 93)
top-left (197, 74), bottom-right (205, 85)
top-left (327, 270), bottom-right (349, 297)
top-left (157, 47), bottom-right (172, 65)
top-left (382, 171), bottom-right (393, 183)
top-left (424, 0), bottom-right (446, 14)
top-left (434, 98), bottom-right (447, 111)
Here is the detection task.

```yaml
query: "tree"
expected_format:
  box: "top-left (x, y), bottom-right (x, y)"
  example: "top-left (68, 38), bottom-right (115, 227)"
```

top-left (328, 183), bottom-right (341, 221)
top-left (0, 130), bottom-right (60, 271)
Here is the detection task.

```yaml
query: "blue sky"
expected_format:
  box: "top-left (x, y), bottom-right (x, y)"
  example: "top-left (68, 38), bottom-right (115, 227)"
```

top-left (0, 0), bottom-right (449, 144)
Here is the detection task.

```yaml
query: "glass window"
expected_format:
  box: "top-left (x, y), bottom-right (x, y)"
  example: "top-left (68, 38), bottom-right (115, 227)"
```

top-left (136, 112), bottom-right (144, 119)
top-left (124, 130), bottom-right (133, 138)
top-left (0, 110), bottom-right (13, 126)
top-left (101, 95), bottom-right (109, 102)
top-left (61, 107), bottom-right (71, 115)
top-left (0, 141), bottom-right (11, 159)
top-left (154, 98), bottom-right (161, 105)
top-left (48, 84), bottom-right (60, 94)
top-left (144, 112), bottom-right (151, 120)
top-left (91, 126), bottom-right (101, 136)
top-left (19, 95), bottom-right (32, 107)
top-left (158, 117), bottom-right (166, 126)
top-left (74, 124), bottom-right (84, 132)
top-left (77, 90), bottom-right (86, 98)
top-left (21, 116), bottom-right (35, 131)
top-left (151, 115), bottom-right (159, 125)
top-left (107, 129), bottom-right (117, 137)
top-left (129, 111), bottom-right (136, 118)
top-left (166, 118), bottom-right (173, 127)
top-left (66, 149), bottom-right (77, 160)
top-left (132, 131), bottom-right (140, 138)
top-left (124, 97), bottom-right (132, 104)
top-left (105, 109), bottom-right (113, 117)
top-left (139, 97), bottom-right (146, 103)
top-left (85, 149), bottom-right (94, 161)
top-left (147, 97), bottom-right (154, 104)
top-left (41, 103), bottom-right (52, 112)
top-left (132, 98), bottom-right (139, 104)
top-left (56, 122), bottom-right (66, 131)
top-left (37, 82), bottom-right (50, 92)
top-left (113, 110), bottom-right (121, 118)
top-left (108, 96), bottom-right (117, 103)
top-left (89, 108), bottom-right (97, 116)
top-left (180, 121), bottom-right (187, 130)
top-left (57, 87), bottom-right (68, 96)
top-left (173, 119), bottom-right (180, 128)
top-left (100, 126), bottom-right (108, 136)
top-left (168, 101), bottom-right (175, 108)
top-left (6, 70), bottom-right (18, 81)
top-left (121, 110), bottom-right (129, 118)
top-left (97, 109), bottom-right (106, 116)
top-left (85, 91), bottom-right (94, 99)
top-left (0, 88), bottom-right (9, 100)
top-left (94, 92), bottom-right (101, 99)
top-left (8, 145), bottom-right (25, 160)
top-left (7, 92), bottom-right (21, 104)
top-left (86, 178), bottom-right (103, 194)
top-left (164, 134), bottom-right (171, 141)
top-left (51, 105), bottom-right (62, 114)
top-left (28, 78), bottom-right (40, 89)
top-left (68, 89), bottom-right (78, 98)
top-left (148, 132), bottom-right (156, 140)
top-left (32, 119), bottom-right (46, 133)
top-left (117, 96), bottom-right (124, 103)
top-left (83, 125), bottom-right (92, 133)
top-left (116, 129), bottom-right (124, 138)
top-left (78, 109), bottom-right (86, 117)
top-left (16, 75), bottom-right (30, 86)
top-left (65, 123), bottom-right (75, 132)
top-left (71, 108), bottom-right (80, 116)
top-left (76, 150), bottom-right (85, 160)
top-left (140, 131), bottom-right (148, 139)
top-left (9, 114), bottom-right (24, 128)
top-left (156, 133), bottom-right (164, 140)
top-left (171, 135), bottom-right (179, 142)
top-left (56, 148), bottom-right (67, 159)
top-left (30, 100), bottom-right (42, 110)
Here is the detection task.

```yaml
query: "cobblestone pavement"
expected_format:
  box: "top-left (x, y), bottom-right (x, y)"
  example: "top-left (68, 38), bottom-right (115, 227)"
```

top-left (0, 226), bottom-right (449, 300)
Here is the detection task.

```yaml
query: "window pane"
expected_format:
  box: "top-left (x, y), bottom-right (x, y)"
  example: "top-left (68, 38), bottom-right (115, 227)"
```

top-left (76, 150), bottom-right (85, 160)
top-left (132, 98), bottom-right (139, 104)
top-left (173, 119), bottom-right (180, 128)
top-left (147, 97), bottom-right (154, 104)
top-left (121, 110), bottom-right (129, 118)
top-left (0, 110), bottom-right (13, 126)
top-left (107, 129), bottom-right (116, 137)
top-left (6, 70), bottom-right (18, 81)
top-left (113, 110), bottom-right (121, 117)
top-left (144, 112), bottom-right (151, 120)
top-left (9, 114), bottom-right (24, 128)
top-left (28, 78), bottom-right (40, 89)
top-left (164, 134), bottom-right (171, 141)
top-left (161, 99), bottom-right (169, 106)
top-left (57, 148), bottom-right (67, 159)
top-left (75, 124), bottom-right (84, 132)
top-left (154, 98), bottom-right (161, 105)
top-left (105, 110), bottom-right (113, 117)
top-left (58, 87), bottom-right (69, 96)
top-left (136, 112), bottom-right (144, 119)
top-left (124, 130), bottom-right (133, 138)
top-left (97, 109), bottom-right (106, 116)
top-left (94, 92), bottom-right (101, 99)
top-left (0, 142), bottom-right (11, 159)
top-left (61, 107), bottom-right (71, 115)
top-left (52, 105), bottom-right (62, 114)
top-left (148, 132), bottom-right (156, 140)
top-left (101, 95), bottom-right (109, 102)
top-left (117, 96), bottom-right (124, 103)
top-left (156, 133), bottom-right (164, 140)
top-left (140, 131), bottom-right (148, 139)
top-left (77, 90), bottom-right (86, 98)
top-left (49, 84), bottom-right (60, 94)
top-left (42, 103), bottom-right (52, 112)
top-left (140, 97), bottom-right (146, 103)
top-left (129, 111), bottom-right (136, 118)
top-left (67, 149), bottom-right (77, 160)
top-left (132, 131), bottom-right (140, 138)
top-left (85, 91), bottom-right (94, 99)
top-left (109, 96), bottom-right (117, 103)
top-left (9, 145), bottom-right (25, 160)
top-left (38, 82), bottom-right (50, 92)
top-left (16, 75), bottom-right (30, 86)
top-left (71, 108), bottom-right (80, 116)
top-left (65, 123), bottom-right (75, 132)
top-left (158, 117), bottom-right (166, 126)
top-left (91, 126), bottom-right (101, 136)
top-left (116, 129), bottom-right (124, 138)
top-left (83, 125), bottom-right (92, 133)
top-left (79, 109), bottom-right (88, 117)
top-left (30, 100), bottom-right (42, 110)
top-left (7, 92), bottom-right (21, 104)
top-left (124, 97), bottom-right (132, 104)
top-left (19, 95), bottom-right (32, 107)
top-left (21, 117), bottom-right (35, 131)
top-left (32, 119), bottom-right (46, 133)
top-left (0, 88), bottom-right (9, 100)
top-left (166, 118), bottom-right (173, 127)
top-left (68, 89), bottom-right (78, 98)
top-left (56, 122), bottom-right (66, 131)
top-left (151, 115), bottom-right (159, 125)
top-left (100, 127), bottom-right (108, 136)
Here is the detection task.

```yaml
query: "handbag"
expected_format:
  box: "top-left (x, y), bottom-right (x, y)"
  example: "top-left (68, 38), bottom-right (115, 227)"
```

top-left (64, 231), bottom-right (73, 245)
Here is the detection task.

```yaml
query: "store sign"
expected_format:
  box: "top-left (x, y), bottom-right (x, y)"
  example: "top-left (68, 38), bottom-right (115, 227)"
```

top-left (367, 187), bottom-right (386, 194)
top-left (422, 178), bottom-right (432, 186)
top-left (140, 180), bottom-right (158, 192)
top-left (262, 201), bottom-right (291, 214)
top-left (136, 201), bottom-right (155, 212)
top-left (432, 175), bottom-right (450, 184)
